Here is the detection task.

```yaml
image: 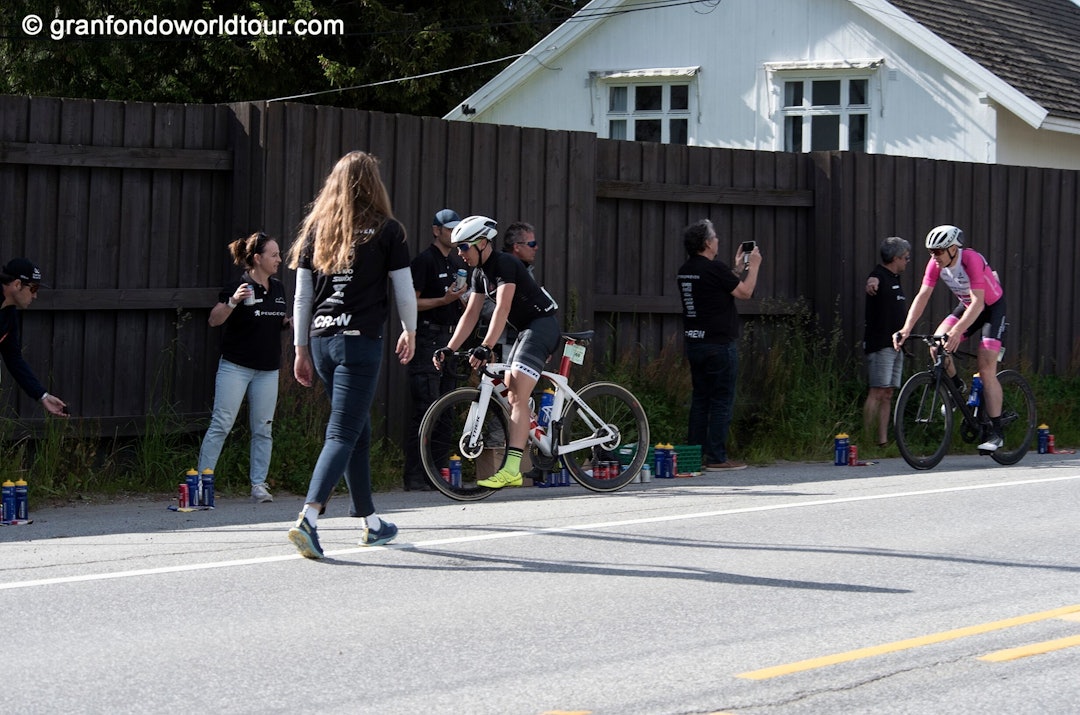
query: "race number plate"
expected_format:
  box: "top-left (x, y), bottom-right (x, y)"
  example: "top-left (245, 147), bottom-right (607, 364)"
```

top-left (563, 343), bottom-right (586, 365)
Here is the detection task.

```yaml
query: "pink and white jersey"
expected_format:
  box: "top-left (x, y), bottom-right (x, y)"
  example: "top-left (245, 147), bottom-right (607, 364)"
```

top-left (922, 248), bottom-right (1002, 307)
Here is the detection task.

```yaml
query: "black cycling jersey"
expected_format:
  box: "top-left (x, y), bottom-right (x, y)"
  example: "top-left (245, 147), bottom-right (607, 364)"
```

top-left (473, 251), bottom-right (556, 331)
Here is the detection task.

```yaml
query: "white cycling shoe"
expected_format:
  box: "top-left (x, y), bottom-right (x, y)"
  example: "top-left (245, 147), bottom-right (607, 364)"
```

top-left (978, 434), bottom-right (1004, 452)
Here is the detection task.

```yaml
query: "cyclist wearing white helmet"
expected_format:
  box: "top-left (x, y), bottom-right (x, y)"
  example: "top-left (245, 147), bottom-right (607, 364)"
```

top-left (434, 215), bottom-right (560, 488)
top-left (893, 224), bottom-right (1007, 451)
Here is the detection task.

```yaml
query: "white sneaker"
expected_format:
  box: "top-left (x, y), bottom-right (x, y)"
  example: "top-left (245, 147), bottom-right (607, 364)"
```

top-left (251, 483), bottom-right (274, 503)
top-left (978, 434), bottom-right (1004, 452)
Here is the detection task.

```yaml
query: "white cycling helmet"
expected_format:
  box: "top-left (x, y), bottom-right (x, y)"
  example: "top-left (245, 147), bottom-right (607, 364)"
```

top-left (450, 215), bottom-right (498, 246)
top-left (925, 224), bottom-right (964, 250)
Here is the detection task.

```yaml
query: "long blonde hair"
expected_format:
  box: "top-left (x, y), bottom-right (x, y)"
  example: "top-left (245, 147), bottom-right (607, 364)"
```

top-left (288, 151), bottom-right (395, 274)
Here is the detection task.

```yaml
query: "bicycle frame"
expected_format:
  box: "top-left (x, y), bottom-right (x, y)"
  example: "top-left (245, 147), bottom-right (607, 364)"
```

top-left (911, 339), bottom-right (989, 440)
top-left (462, 363), bottom-right (620, 461)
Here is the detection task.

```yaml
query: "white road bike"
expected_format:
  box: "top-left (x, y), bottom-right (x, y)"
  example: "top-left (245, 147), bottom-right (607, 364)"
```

top-left (419, 331), bottom-right (650, 501)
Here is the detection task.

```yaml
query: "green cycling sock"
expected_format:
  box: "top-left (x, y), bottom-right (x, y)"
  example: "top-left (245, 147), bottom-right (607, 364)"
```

top-left (504, 448), bottom-right (523, 474)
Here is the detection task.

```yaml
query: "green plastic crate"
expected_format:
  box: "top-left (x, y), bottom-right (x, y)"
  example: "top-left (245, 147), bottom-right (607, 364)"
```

top-left (617, 443), bottom-right (702, 473)
top-left (672, 444), bottom-right (702, 473)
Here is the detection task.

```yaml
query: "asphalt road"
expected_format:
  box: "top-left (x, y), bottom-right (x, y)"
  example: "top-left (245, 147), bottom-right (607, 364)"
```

top-left (3, 453), bottom-right (1078, 714)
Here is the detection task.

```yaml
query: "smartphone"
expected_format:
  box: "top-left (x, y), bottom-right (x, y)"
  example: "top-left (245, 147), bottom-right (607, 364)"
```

top-left (740, 240), bottom-right (756, 253)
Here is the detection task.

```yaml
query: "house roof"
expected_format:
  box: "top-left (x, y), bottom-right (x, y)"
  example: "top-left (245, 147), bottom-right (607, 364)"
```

top-left (447, 0), bottom-right (1080, 131)
top-left (888, 0), bottom-right (1080, 124)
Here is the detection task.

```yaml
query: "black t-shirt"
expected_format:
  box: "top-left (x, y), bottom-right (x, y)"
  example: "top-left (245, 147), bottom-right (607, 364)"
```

top-left (300, 218), bottom-right (411, 339)
top-left (676, 254), bottom-right (742, 343)
top-left (474, 251), bottom-right (556, 331)
top-left (216, 273), bottom-right (288, 371)
top-left (0, 305), bottom-right (46, 400)
top-left (863, 263), bottom-right (907, 353)
top-left (411, 243), bottom-right (467, 326)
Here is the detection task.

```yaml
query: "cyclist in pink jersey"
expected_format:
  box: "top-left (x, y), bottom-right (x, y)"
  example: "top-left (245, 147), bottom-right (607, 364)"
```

top-left (893, 225), bottom-right (1007, 451)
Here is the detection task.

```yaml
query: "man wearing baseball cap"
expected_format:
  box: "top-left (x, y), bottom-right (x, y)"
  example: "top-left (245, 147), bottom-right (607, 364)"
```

top-left (0, 258), bottom-right (68, 417)
top-left (400, 209), bottom-right (470, 490)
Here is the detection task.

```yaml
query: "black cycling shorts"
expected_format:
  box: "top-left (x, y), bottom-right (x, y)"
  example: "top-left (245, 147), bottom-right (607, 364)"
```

top-left (505, 314), bottom-right (560, 380)
top-left (949, 296), bottom-right (1006, 348)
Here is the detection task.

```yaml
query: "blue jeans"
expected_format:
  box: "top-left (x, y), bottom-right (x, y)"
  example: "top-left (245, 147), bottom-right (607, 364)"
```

top-left (198, 358), bottom-right (279, 486)
top-left (306, 334), bottom-right (383, 517)
top-left (686, 341), bottom-right (739, 464)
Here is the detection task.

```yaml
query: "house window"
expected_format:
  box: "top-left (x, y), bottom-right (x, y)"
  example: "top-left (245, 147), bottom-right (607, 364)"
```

top-left (780, 76), bottom-right (871, 152)
top-left (601, 74), bottom-right (694, 145)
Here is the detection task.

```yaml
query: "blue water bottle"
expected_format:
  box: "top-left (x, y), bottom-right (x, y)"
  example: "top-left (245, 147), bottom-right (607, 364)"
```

top-left (14, 477), bottom-right (28, 520)
top-left (967, 373), bottom-right (982, 407)
top-left (1038, 424), bottom-right (1050, 454)
top-left (537, 388), bottom-right (555, 428)
top-left (185, 469), bottom-right (200, 507)
top-left (653, 443), bottom-right (667, 478)
top-left (1, 479), bottom-right (14, 522)
top-left (449, 454), bottom-right (462, 488)
top-left (200, 469), bottom-right (215, 508)
top-left (834, 433), bottom-right (849, 466)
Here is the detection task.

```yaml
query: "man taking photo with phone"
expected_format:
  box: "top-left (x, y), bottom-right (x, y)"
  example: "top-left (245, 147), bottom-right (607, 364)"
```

top-left (676, 220), bottom-right (761, 471)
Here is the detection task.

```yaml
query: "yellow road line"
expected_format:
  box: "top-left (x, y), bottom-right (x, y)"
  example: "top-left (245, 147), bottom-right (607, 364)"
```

top-left (978, 634), bottom-right (1080, 662)
top-left (737, 604), bottom-right (1080, 680)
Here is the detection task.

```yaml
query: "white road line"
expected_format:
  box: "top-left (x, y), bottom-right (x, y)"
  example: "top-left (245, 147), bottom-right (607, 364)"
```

top-left (2, 473), bottom-right (1078, 592)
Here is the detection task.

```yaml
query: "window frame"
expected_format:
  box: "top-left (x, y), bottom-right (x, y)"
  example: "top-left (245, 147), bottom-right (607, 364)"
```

top-left (592, 67), bottom-right (698, 145)
top-left (766, 61), bottom-right (881, 154)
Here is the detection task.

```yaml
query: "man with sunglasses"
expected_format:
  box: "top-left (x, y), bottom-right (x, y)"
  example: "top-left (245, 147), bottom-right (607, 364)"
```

top-left (401, 208), bottom-right (469, 491)
top-left (0, 258), bottom-right (68, 417)
top-left (893, 225), bottom-right (1006, 451)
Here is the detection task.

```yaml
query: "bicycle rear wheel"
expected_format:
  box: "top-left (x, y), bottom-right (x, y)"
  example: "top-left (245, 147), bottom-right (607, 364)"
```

top-left (990, 369), bottom-right (1037, 465)
top-left (419, 387), bottom-right (507, 501)
top-left (559, 382), bottom-right (649, 492)
top-left (894, 371), bottom-right (954, 470)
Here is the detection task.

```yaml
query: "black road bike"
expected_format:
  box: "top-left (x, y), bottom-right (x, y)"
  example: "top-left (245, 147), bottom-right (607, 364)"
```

top-left (893, 334), bottom-right (1037, 470)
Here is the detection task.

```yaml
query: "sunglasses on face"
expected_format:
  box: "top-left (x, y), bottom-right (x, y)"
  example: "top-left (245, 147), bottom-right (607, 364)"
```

top-left (929, 248), bottom-right (947, 256)
top-left (456, 242), bottom-right (481, 252)
top-left (516, 240), bottom-right (538, 248)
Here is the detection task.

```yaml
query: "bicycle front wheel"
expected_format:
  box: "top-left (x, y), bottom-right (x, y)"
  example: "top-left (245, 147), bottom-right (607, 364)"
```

top-left (419, 387), bottom-right (508, 501)
top-left (894, 371), bottom-right (954, 470)
top-left (559, 382), bottom-right (650, 492)
top-left (990, 369), bottom-right (1037, 465)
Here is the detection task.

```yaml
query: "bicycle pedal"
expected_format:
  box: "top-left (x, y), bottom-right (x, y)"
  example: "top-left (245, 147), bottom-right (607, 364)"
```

top-left (977, 448), bottom-right (992, 456)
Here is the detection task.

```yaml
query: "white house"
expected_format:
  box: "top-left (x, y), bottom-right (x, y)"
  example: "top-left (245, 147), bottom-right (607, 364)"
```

top-left (445, 0), bottom-right (1080, 170)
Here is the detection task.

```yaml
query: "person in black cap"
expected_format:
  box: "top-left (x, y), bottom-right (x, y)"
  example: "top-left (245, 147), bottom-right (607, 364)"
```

top-left (0, 258), bottom-right (68, 417)
top-left (401, 208), bottom-right (470, 491)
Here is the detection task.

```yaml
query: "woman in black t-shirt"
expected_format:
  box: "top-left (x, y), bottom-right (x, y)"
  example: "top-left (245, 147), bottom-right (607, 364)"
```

top-left (285, 150), bottom-right (417, 560)
top-left (197, 232), bottom-right (288, 503)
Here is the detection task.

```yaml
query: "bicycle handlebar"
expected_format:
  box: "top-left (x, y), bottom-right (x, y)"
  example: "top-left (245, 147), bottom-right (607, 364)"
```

top-left (433, 350), bottom-right (475, 380)
top-left (902, 333), bottom-right (949, 347)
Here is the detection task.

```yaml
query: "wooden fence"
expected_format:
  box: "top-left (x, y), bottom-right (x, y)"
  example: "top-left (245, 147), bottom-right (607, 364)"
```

top-left (2, 96), bottom-right (1078, 444)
